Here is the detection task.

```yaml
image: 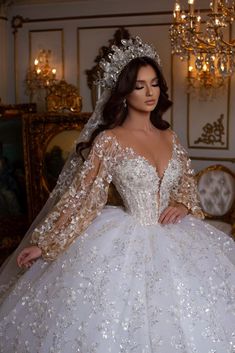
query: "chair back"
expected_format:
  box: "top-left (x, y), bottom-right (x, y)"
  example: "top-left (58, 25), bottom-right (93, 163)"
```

top-left (197, 165), bottom-right (235, 219)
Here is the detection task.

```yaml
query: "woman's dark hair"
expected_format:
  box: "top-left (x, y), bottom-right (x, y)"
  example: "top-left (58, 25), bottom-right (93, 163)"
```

top-left (77, 56), bottom-right (172, 159)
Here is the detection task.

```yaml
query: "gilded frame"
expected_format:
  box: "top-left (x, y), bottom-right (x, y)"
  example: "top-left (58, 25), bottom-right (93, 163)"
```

top-left (0, 104), bottom-right (36, 265)
top-left (22, 112), bottom-right (90, 222)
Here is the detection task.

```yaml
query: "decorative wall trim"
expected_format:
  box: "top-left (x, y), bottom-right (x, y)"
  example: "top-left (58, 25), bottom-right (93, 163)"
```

top-left (11, 11), bottom-right (172, 26)
top-left (194, 115), bottom-right (225, 146)
top-left (187, 94), bottom-right (230, 150)
top-left (77, 23), bottom-right (173, 30)
top-left (77, 27), bottom-right (80, 95)
top-left (12, 15), bottom-right (24, 33)
top-left (14, 30), bottom-right (19, 103)
top-left (190, 156), bottom-right (235, 163)
top-left (187, 24), bottom-right (232, 151)
top-left (10, 8), bottom-right (212, 26)
top-left (187, 83), bottom-right (230, 150)
top-left (12, 15), bottom-right (24, 103)
top-left (170, 53), bottom-right (174, 128)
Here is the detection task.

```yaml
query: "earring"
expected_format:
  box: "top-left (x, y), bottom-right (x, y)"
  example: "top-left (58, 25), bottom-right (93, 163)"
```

top-left (123, 98), bottom-right (127, 108)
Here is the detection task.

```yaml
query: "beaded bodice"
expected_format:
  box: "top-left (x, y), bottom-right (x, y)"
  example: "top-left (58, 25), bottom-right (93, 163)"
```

top-left (31, 130), bottom-right (204, 261)
top-left (111, 133), bottom-right (182, 225)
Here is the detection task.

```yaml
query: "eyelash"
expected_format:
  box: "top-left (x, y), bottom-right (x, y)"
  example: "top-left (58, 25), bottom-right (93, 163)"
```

top-left (135, 83), bottom-right (159, 90)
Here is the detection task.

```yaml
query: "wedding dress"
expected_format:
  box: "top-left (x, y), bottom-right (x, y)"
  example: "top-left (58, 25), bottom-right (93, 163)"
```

top-left (0, 130), bottom-right (234, 353)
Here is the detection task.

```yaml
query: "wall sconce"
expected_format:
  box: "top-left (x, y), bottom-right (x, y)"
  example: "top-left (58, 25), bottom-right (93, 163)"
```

top-left (25, 49), bottom-right (57, 100)
top-left (187, 61), bottom-right (226, 100)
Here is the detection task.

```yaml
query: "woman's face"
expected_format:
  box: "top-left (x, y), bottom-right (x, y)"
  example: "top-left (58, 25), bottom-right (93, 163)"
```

top-left (126, 64), bottom-right (160, 113)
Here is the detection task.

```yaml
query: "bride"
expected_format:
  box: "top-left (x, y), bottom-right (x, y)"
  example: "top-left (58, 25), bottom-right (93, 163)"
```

top-left (0, 37), bottom-right (234, 353)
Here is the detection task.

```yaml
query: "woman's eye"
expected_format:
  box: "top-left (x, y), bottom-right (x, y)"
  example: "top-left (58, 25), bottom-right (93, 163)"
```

top-left (135, 82), bottom-right (159, 89)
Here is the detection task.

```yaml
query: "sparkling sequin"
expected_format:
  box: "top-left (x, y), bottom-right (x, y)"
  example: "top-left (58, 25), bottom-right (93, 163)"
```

top-left (30, 130), bottom-right (203, 261)
top-left (0, 130), bottom-right (234, 353)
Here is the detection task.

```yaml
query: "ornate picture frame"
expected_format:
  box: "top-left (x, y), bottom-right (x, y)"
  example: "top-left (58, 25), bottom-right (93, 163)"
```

top-left (0, 104), bottom-right (36, 265)
top-left (22, 112), bottom-right (90, 222)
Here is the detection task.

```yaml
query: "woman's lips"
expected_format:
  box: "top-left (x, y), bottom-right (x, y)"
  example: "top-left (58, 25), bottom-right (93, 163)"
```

top-left (145, 100), bottom-right (156, 105)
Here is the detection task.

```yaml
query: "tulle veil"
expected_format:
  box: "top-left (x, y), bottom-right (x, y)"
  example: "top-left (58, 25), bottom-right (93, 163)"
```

top-left (0, 90), bottom-right (110, 299)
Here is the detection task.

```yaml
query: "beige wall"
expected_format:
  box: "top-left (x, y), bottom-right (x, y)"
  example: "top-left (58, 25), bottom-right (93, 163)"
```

top-left (1, 0), bottom-right (235, 172)
top-left (0, 8), bottom-right (8, 103)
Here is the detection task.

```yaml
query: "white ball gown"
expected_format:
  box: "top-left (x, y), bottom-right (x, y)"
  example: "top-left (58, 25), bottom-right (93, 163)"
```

top-left (0, 130), bottom-right (234, 353)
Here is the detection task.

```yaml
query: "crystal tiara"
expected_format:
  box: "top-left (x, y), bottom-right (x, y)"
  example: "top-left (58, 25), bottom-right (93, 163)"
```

top-left (97, 36), bottom-right (161, 89)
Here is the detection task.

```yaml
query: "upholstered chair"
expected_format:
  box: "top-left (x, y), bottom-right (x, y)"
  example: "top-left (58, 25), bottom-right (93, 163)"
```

top-left (196, 165), bottom-right (235, 238)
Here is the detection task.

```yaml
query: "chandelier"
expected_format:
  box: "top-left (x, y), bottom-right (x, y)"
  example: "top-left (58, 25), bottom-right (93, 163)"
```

top-left (170, 0), bottom-right (235, 93)
top-left (25, 49), bottom-right (57, 97)
top-left (187, 62), bottom-right (225, 100)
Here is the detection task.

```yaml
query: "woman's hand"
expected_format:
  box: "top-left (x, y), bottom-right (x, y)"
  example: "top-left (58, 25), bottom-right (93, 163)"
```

top-left (159, 203), bottom-right (188, 225)
top-left (17, 246), bottom-right (42, 269)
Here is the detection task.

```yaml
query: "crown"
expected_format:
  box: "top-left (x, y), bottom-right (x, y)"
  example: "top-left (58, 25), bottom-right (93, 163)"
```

top-left (97, 36), bottom-right (161, 89)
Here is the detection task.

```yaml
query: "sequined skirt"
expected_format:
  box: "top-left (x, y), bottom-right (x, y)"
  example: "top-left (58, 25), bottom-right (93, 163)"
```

top-left (0, 206), bottom-right (235, 353)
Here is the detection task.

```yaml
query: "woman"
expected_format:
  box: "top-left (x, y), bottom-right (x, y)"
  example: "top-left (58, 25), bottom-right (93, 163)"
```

top-left (0, 37), bottom-right (234, 353)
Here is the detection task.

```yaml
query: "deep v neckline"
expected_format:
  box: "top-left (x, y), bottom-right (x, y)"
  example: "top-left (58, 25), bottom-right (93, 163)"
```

top-left (109, 130), bottom-right (175, 180)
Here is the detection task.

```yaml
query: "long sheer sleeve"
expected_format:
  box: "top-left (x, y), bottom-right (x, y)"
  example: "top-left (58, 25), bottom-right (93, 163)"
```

top-left (171, 136), bottom-right (204, 219)
top-left (30, 132), bottom-right (113, 261)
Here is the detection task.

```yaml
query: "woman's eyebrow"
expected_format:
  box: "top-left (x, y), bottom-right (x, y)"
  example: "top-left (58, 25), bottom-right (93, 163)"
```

top-left (136, 77), bottom-right (158, 83)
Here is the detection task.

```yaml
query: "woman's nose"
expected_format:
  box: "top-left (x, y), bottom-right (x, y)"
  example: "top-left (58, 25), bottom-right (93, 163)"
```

top-left (146, 85), bottom-right (153, 96)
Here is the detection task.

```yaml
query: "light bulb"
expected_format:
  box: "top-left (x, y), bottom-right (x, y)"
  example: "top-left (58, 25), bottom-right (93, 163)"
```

top-left (175, 2), bottom-right (181, 11)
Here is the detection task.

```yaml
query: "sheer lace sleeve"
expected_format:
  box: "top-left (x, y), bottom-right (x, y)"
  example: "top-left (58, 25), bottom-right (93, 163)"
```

top-left (171, 135), bottom-right (204, 219)
top-left (30, 132), bottom-right (113, 261)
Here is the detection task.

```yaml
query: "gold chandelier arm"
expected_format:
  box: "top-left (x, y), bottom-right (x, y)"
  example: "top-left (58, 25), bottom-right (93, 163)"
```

top-left (220, 37), bottom-right (235, 48)
top-left (219, 2), bottom-right (235, 19)
top-left (176, 26), bottom-right (235, 50)
top-left (170, 0), bottom-right (235, 91)
top-left (193, 34), bottom-right (216, 49)
top-left (179, 33), bottom-right (216, 50)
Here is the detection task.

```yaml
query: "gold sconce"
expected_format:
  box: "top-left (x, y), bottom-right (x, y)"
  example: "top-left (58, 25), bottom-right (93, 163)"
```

top-left (25, 49), bottom-right (57, 99)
